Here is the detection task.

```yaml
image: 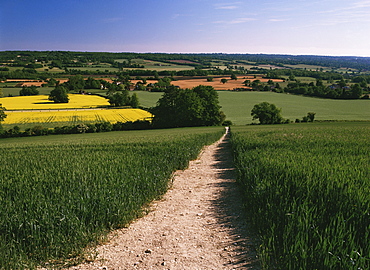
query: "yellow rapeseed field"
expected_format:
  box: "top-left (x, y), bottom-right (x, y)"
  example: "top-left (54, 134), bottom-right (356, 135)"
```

top-left (1, 94), bottom-right (153, 126)
top-left (1, 94), bottom-right (110, 110)
top-left (3, 109), bottom-right (153, 126)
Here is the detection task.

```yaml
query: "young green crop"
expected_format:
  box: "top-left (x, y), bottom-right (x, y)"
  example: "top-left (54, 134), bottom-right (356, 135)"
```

top-left (134, 91), bottom-right (370, 125)
top-left (230, 122), bottom-right (370, 269)
top-left (0, 127), bottom-right (224, 269)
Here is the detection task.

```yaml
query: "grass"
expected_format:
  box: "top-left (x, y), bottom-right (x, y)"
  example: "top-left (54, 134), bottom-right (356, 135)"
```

top-left (230, 122), bottom-right (370, 269)
top-left (1, 87), bottom-right (57, 97)
top-left (134, 91), bottom-right (370, 125)
top-left (217, 91), bottom-right (370, 124)
top-left (133, 91), bottom-right (163, 108)
top-left (0, 126), bottom-right (224, 269)
top-left (114, 58), bottom-right (195, 71)
top-left (66, 66), bottom-right (119, 72)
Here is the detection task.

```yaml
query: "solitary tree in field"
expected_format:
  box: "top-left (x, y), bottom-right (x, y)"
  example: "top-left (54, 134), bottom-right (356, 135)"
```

top-left (251, 102), bottom-right (284, 124)
top-left (221, 78), bottom-right (228, 84)
top-left (152, 85), bottom-right (225, 128)
top-left (49, 85), bottom-right (69, 103)
top-left (307, 112), bottom-right (316, 122)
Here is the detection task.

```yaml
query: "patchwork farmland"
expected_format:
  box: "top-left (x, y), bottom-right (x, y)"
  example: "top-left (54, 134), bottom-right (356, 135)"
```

top-left (0, 51), bottom-right (369, 269)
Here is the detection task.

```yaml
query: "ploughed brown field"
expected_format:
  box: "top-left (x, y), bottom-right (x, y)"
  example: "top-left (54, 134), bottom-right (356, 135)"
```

top-left (4, 76), bottom-right (284, 91)
top-left (171, 75), bottom-right (284, 90)
top-left (167, 59), bottom-right (199, 64)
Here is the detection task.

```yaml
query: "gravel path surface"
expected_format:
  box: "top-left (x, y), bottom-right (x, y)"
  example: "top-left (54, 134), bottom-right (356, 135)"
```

top-left (69, 128), bottom-right (260, 270)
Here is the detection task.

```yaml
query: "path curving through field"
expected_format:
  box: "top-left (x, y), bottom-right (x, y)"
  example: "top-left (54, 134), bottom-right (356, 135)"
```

top-left (69, 128), bottom-right (260, 270)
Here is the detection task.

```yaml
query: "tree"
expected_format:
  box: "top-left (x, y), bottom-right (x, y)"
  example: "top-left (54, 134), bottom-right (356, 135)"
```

top-left (0, 104), bottom-right (7, 131)
top-left (221, 78), bottom-right (228, 84)
top-left (230, 74), bottom-right (237, 80)
top-left (151, 85), bottom-right (225, 128)
top-left (349, 83), bottom-right (363, 99)
top-left (251, 102), bottom-right (284, 124)
top-left (152, 77), bottom-right (172, 92)
top-left (49, 85), bottom-right (69, 103)
top-left (66, 75), bottom-right (85, 91)
top-left (289, 74), bottom-right (296, 81)
top-left (192, 85), bottom-right (225, 126)
top-left (243, 80), bottom-right (251, 86)
top-left (20, 85), bottom-right (39, 96)
top-left (307, 112), bottom-right (316, 122)
top-left (85, 77), bottom-right (101, 89)
top-left (251, 79), bottom-right (261, 90)
top-left (316, 79), bottom-right (323, 87)
top-left (108, 90), bottom-right (130, 106)
top-left (129, 93), bottom-right (139, 108)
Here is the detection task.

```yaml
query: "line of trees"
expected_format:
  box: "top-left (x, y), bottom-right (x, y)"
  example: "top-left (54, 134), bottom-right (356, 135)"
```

top-left (3, 51), bottom-right (370, 71)
top-left (108, 91), bottom-right (139, 107)
top-left (0, 120), bottom-right (152, 138)
top-left (19, 85), bottom-right (39, 96)
top-left (241, 76), bottom-right (368, 99)
top-left (284, 81), bottom-right (365, 99)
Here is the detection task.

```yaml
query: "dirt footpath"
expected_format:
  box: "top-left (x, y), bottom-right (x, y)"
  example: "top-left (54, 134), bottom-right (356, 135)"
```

top-left (69, 128), bottom-right (260, 270)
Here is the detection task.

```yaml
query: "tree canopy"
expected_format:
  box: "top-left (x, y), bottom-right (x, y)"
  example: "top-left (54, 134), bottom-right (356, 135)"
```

top-left (130, 93), bottom-right (139, 108)
top-left (0, 104), bottom-right (7, 130)
top-left (49, 85), bottom-right (69, 103)
top-left (251, 102), bottom-right (284, 124)
top-left (151, 85), bottom-right (225, 128)
top-left (108, 90), bottom-right (130, 107)
top-left (20, 85), bottom-right (39, 96)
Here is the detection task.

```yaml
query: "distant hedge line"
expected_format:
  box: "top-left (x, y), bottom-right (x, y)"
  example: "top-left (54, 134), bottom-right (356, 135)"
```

top-left (0, 120), bottom-right (152, 138)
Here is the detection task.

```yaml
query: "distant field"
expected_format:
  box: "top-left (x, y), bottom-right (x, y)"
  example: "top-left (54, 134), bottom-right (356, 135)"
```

top-left (66, 66), bottom-right (118, 72)
top-left (115, 58), bottom-right (195, 71)
top-left (134, 91), bottom-right (370, 125)
top-left (218, 91), bottom-right (370, 124)
top-left (1, 94), bottom-right (152, 129)
top-left (3, 109), bottom-right (152, 129)
top-left (283, 64), bottom-right (352, 73)
top-left (171, 75), bottom-right (283, 91)
top-left (1, 94), bottom-right (110, 110)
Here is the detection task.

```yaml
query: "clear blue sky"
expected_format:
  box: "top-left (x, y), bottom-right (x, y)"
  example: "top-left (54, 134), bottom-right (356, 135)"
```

top-left (1, 0), bottom-right (370, 56)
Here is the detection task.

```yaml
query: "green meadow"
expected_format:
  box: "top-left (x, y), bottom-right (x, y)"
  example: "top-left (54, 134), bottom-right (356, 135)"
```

top-left (135, 91), bottom-right (370, 124)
